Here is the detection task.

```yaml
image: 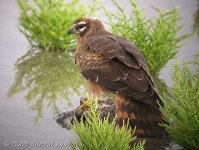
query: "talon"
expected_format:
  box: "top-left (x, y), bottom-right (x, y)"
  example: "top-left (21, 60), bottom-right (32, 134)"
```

top-left (77, 100), bottom-right (91, 112)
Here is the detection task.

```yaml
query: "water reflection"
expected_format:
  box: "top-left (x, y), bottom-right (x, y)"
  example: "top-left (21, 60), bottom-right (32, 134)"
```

top-left (8, 49), bottom-right (85, 122)
top-left (7, 48), bottom-right (177, 149)
top-left (7, 48), bottom-right (170, 126)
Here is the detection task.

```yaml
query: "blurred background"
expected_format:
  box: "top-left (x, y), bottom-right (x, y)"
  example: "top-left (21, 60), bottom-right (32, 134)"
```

top-left (0, 0), bottom-right (198, 149)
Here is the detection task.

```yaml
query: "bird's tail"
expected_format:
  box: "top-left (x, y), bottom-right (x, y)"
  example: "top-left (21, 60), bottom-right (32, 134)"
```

top-left (116, 95), bottom-right (167, 138)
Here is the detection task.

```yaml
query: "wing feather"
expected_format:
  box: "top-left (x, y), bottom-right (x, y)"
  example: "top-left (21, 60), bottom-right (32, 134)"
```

top-left (76, 35), bottom-right (160, 105)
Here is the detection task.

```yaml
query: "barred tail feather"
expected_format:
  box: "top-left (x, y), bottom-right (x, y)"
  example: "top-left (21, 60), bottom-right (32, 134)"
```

top-left (116, 95), bottom-right (167, 138)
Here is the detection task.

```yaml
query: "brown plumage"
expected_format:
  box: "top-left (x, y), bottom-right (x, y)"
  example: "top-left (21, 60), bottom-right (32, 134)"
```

top-left (68, 17), bottom-right (167, 137)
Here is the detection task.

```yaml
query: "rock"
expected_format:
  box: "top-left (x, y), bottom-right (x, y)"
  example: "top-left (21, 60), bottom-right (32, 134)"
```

top-left (56, 98), bottom-right (116, 129)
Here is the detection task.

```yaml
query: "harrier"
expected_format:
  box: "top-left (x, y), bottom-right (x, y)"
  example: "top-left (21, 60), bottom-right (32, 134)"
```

top-left (68, 17), bottom-right (166, 137)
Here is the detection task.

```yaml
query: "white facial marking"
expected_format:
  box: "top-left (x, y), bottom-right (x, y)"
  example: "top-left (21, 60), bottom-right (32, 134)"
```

top-left (79, 26), bottom-right (86, 32)
top-left (76, 21), bottom-right (87, 32)
top-left (77, 21), bottom-right (86, 25)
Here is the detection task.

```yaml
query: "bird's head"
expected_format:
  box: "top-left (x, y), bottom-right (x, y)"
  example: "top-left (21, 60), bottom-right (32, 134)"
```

top-left (68, 17), bottom-right (106, 38)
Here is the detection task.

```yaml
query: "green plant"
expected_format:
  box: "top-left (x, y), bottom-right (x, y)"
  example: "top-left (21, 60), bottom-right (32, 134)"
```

top-left (193, 0), bottom-right (199, 36)
top-left (193, 0), bottom-right (199, 35)
top-left (70, 95), bottom-right (144, 150)
top-left (18, 0), bottom-right (86, 51)
top-left (160, 54), bottom-right (199, 150)
top-left (101, 0), bottom-right (190, 74)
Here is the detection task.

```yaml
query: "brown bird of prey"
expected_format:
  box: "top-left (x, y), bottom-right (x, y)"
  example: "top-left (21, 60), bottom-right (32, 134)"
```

top-left (68, 17), bottom-right (166, 137)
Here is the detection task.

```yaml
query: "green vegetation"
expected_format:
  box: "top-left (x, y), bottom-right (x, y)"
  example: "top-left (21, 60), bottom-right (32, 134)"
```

top-left (70, 95), bottom-right (144, 150)
top-left (193, 0), bottom-right (199, 35)
top-left (12, 0), bottom-right (94, 121)
top-left (15, 1), bottom-right (198, 149)
top-left (18, 0), bottom-right (86, 51)
top-left (160, 54), bottom-right (199, 150)
top-left (101, 0), bottom-right (190, 74)
top-left (8, 49), bottom-right (85, 122)
top-left (18, 0), bottom-right (189, 74)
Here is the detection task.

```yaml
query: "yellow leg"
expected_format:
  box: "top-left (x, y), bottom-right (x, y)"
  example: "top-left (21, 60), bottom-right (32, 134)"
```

top-left (77, 99), bottom-right (91, 112)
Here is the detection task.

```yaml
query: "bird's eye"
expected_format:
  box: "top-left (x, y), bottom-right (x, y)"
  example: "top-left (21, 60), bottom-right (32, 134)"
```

top-left (78, 24), bottom-right (86, 29)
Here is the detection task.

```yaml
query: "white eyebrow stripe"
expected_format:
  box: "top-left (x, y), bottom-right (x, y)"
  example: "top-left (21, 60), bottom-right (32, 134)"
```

top-left (77, 21), bottom-right (86, 25)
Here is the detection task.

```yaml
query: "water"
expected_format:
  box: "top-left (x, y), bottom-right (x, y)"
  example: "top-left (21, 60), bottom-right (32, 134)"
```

top-left (0, 0), bottom-right (198, 150)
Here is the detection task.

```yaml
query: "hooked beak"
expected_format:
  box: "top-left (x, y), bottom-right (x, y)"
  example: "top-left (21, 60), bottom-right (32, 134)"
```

top-left (67, 26), bottom-right (76, 35)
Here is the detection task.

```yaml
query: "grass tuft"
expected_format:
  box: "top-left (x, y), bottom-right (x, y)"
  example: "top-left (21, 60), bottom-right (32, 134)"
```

top-left (160, 54), bottom-right (199, 150)
top-left (18, 0), bottom-right (86, 51)
top-left (70, 94), bottom-right (144, 150)
top-left (18, 0), bottom-right (190, 74)
top-left (101, 0), bottom-right (190, 74)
